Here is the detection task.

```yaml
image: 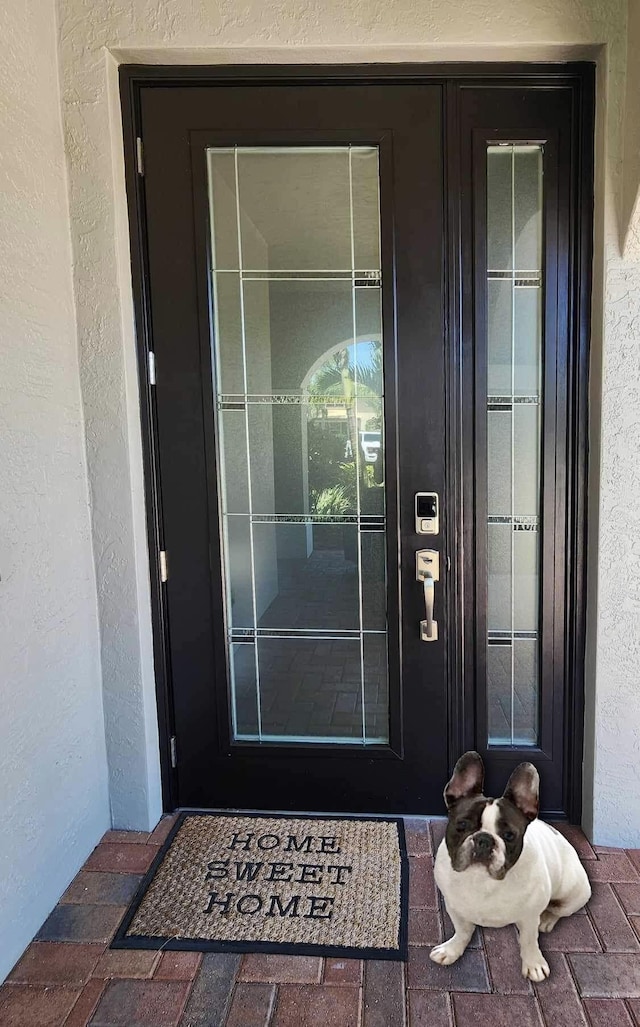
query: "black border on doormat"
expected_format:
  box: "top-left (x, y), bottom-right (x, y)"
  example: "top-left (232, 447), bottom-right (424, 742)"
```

top-left (111, 811), bottom-right (410, 961)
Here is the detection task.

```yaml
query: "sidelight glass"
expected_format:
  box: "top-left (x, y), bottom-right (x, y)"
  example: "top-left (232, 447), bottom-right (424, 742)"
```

top-left (207, 145), bottom-right (388, 744)
top-left (486, 144), bottom-right (543, 747)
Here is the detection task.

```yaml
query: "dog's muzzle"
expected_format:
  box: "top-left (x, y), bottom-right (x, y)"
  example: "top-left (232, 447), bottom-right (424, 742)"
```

top-left (472, 831), bottom-right (495, 861)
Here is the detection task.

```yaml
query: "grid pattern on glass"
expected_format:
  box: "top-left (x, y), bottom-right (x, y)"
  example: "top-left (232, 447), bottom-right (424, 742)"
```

top-left (207, 145), bottom-right (388, 745)
top-left (486, 144), bottom-right (543, 748)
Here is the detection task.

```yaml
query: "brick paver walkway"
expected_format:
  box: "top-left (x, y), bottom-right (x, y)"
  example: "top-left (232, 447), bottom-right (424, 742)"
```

top-left (2, 817), bottom-right (640, 1025)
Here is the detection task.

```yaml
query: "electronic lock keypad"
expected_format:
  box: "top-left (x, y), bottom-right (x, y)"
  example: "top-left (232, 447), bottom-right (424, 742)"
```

top-left (415, 492), bottom-right (439, 535)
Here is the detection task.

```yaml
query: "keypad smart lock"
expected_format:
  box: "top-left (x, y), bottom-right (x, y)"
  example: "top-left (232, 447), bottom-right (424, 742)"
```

top-left (415, 493), bottom-right (439, 535)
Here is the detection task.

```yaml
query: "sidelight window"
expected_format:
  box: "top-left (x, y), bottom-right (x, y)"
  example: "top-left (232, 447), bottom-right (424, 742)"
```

top-left (485, 144), bottom-right (543, 747)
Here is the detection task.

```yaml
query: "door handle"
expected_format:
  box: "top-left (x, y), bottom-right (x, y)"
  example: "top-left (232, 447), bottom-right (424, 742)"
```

top-left (416, 549), bottom-right (439, 642)
top-left (422, 576), bottom-right (437, 640)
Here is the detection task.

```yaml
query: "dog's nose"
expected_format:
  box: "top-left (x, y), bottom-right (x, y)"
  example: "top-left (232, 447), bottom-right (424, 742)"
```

top-left (473, 832), bottom-right (494, 857)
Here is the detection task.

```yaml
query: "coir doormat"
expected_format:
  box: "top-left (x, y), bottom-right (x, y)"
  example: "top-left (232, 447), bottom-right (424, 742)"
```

top-left (112, 811), bottom-right (408, 960)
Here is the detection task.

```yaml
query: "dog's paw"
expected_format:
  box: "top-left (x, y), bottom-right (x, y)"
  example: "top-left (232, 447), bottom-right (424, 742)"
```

top-left (521, 953), bottom-right (551, 982)
top-left (430, 942), bottom-right (463, 966)
top-left (538, 909), bottom-right (559, 933)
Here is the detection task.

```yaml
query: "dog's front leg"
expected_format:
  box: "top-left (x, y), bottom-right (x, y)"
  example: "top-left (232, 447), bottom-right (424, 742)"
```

top-left (516, 916), bottom-right (550, 982)
top-left (429, 907), bottom-right (475, 966)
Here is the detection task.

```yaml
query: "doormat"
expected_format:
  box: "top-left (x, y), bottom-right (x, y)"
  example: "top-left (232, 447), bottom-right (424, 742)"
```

top-left (112, 811), bottom-right (408, 960)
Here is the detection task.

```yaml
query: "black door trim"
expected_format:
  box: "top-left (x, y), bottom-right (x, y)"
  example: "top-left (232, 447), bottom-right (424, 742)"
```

top-left (119, 62), bottom-right (594, 820)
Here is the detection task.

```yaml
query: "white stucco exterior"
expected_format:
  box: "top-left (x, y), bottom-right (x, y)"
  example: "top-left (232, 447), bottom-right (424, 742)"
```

top-left (0, 0), bottom-right (110, 983)
top-left (2, 0), bottom-right (640, 983)
top-left (54, 0), bottom-right (640, 846)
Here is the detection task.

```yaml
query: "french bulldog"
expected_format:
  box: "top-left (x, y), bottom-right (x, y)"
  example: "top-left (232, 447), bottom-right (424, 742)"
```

top-left (431, 751), bottom-right (591, 982)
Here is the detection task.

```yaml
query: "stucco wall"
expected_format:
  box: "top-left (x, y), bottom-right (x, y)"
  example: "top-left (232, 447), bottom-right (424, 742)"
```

top-left (583, 0), bottom-right (640, 843)
top-left (52, 0), bottom-right (640, 841)
top-left (0, 0), bottom-right (110, 982)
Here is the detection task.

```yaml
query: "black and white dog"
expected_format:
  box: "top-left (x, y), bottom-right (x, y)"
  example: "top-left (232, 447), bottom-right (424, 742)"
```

top-left (431, 751), bottom-right (591, 982)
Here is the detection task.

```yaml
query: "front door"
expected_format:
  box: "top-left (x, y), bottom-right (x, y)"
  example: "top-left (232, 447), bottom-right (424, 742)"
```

top-left (122, 67), bottom-right (593, 817)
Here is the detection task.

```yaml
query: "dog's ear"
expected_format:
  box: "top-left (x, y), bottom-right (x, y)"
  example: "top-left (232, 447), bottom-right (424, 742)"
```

top-left (444, 751), bottom-right (485, 809)
top-left (503, 762), bottom-right (539, 821)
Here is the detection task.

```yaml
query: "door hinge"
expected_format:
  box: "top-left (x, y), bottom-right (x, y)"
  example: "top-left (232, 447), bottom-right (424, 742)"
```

top-left (136, 136), bottom-right (144, 176)
top-left (169, 735), bottom-right (178, 768)
top-left (159, 550), bottom-right (168, 583)
top-left (148, 350), bottom-right (156, 385)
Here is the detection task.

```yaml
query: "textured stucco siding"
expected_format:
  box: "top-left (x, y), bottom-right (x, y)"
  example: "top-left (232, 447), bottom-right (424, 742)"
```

top-left (585, 258), bottom-right (640, 844)
top-left (46, 0), bottom-right (640, 840)
top-left (0, 0), bottom-right (110, 983)
top-left (581, 0), bottom-right (640, 847)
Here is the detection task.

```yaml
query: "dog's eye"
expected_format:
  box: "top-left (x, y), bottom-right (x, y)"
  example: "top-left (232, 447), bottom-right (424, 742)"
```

top-left (503, 830), bottom-right (515, 843)
top-left (456, 820), bottom-right (469, 832)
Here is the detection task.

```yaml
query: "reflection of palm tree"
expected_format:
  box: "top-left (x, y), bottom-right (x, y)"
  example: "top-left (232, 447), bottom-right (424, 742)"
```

top-left (337, 349), bottom-right (359, 491)
top-left (307, 344), bottom-right (382, 488)
top-left (306, 342), bottom-right (383, 516)
top-left (307, 345), bottom-right (382, 401)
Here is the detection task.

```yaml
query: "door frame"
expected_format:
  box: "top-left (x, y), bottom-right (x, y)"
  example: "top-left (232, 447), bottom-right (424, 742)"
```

top-left (119, 61), bottom-right (594, 821)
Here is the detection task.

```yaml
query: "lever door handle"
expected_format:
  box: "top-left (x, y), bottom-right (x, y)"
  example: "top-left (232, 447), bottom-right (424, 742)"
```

top-left (423, 575), bottom-right (435, 636)
top-left (416, 549), bottom-right (439, 642)
top-left (420, 575), bottom-right (438, 641)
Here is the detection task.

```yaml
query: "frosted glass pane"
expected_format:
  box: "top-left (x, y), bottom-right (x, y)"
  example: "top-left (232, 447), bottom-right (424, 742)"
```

top-left (207, 150), bottom-right (239, 269)
top-left (487, 149), bottom-right (513, 269)
top-left (514, 287), bottom-right (542, 395)
top-left (514, 404), bottom-right (540, 516)
top-left (237, 149), bottom-right (353, 270)
top-left (514, 529), bottom-right (539, 633)
top-left (211, 273), bottom-right (244, 395)
top-left (514, 147), bottom-right (543, 270)
top-left (487, 640), bottom-right (538, 746)
top-left (364, 633), bottom-right (389, 743)
top-left (486, 143), bottom-right (543, 748)
top-left (487, 644), bottom-right (511, 744)
top-left (355, 287), bottom-right (385, 516)
top-left (241, 404), bottom-right (275, 516)
top-left (488, 279), bottom-right (513, 395)
top-left (361, 531), bottom-right (386, 631)
top-left (246, 279), bottom-right (353, 396)
top-left (513, 640), bottom-right (539, 744)
top-left (225, 517), bottom-right (253, 630)
top-left (351, 147), bottom-right (381, 269)
top-left (488, 525), bottom-right (539, 636)
top-left (218, 410), bottom-right (249, 514)
top-left (354, 288), bottom-right (383, 396)
top-left (487, 410), bottom-right (512, 516)
top-left (208, 145), bottom-right (388, 745)
top-left (231, 643), bottom-right (259, 739)
top-left (487, 145), bottom-right (542, 272)
top-left (487, 524), bottom-right (512, 633)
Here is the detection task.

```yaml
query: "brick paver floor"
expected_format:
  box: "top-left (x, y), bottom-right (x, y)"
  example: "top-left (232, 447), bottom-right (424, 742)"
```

top-left (2, 817), bottom-right (640, 1025)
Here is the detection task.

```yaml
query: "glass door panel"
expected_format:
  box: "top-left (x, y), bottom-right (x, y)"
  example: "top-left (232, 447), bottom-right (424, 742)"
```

top-left (486, 144), bottom-right (543, 747)
top-left (207, 146), bottom-right (388, 745)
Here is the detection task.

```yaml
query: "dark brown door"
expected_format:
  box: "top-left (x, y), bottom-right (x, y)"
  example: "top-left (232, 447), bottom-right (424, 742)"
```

top-left (139, 82), bottom-right (448, 811)
top-left (123, 68), bottom-right (593, 818)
